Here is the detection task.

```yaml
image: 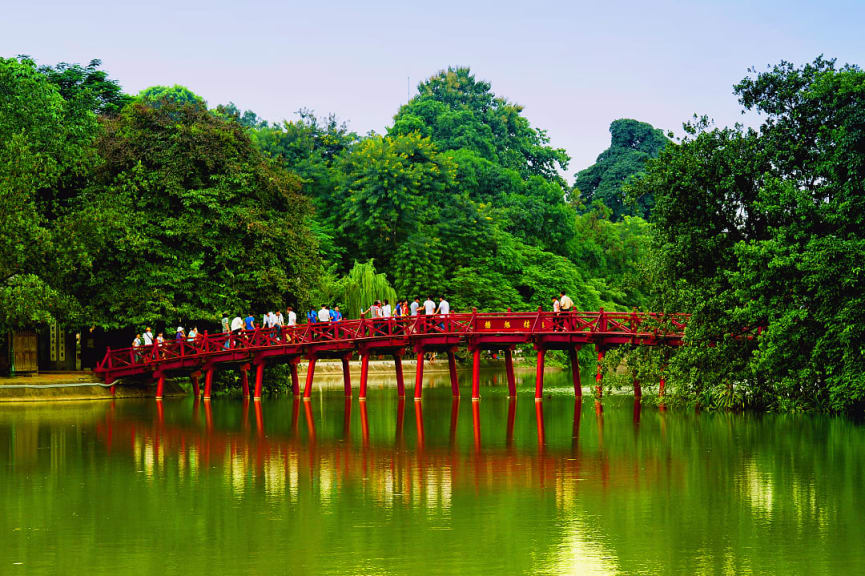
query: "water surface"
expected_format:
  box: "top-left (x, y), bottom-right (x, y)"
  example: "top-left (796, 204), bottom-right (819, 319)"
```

top-left (1, 369), bottom-right (863, 574)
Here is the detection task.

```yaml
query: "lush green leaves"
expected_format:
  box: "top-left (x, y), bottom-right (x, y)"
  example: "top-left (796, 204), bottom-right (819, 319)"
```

top-left (641, 58), bottom-right (865, 412)
top-left (575, 119), bottom-right (668, 220)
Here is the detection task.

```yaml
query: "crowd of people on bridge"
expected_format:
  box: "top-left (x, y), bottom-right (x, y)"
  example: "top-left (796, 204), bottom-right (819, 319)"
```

top-left (129, 291), bottom-right (577, 352)
top-left (130, 296), bottom-right (454, 351)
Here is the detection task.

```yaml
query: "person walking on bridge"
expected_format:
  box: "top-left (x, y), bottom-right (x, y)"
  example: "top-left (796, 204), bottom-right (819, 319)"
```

top-left (331, 306), bottom-right (342, 322)
top-left (423, 296), bottom-right (435, 315)
top-left (229, 315), bottom-right (243, 349)
top-left (318, 305), bottom-right (331, 323)
top-left (221, 313), bottom-right (230, 334)
top-left (410, 298), bottom-right (420, 316)
top-left (244, 313), bottom-right (255, 330)
top-left (559, 291), bottom-right (574, 331)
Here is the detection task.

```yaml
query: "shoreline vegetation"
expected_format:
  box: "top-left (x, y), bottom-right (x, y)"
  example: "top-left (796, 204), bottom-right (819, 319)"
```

top-left (2, 56), bottom-right (863, 414)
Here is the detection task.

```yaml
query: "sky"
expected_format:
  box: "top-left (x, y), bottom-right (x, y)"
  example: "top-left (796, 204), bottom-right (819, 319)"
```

top-left (3, 0), bottom-right (865, 176)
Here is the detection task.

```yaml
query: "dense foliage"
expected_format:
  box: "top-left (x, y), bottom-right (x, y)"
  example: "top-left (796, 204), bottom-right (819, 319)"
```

top-left (633, 57), bottom-right (865, 412)
top-left (0, 57), bottom-right (318, 333)
top-left (251, 68), bottom-right (652, 313)
top-left (575, 119), bottom-right (667, 220)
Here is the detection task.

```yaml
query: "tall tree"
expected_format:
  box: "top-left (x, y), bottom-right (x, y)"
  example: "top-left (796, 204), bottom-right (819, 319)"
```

top-left (639, 57), bottom-right (865, 412)
top-left (69, 92), bottom-right (320, 327)
top-left (0, 57), bottom-right (98, 331)
top-left (575, 119), bottom-right (668, 220)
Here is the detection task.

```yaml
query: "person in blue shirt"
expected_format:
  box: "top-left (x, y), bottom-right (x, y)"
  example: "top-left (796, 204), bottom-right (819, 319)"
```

top-left (331, 306), bottom-right (342, 322)
top-left (244, 314), bottom-right (255, 330)
top-left (307, 309), bottom-right (317, 324)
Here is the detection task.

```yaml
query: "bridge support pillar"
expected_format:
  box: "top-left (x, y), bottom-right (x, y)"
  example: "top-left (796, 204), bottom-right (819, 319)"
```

top-left (595, 346), bottom-right (605, 396)
top-left (471, 348), bottom-right (481, 401)
top-left (633, 376), bottom-right (642, 398)
top-left (240, 363), bottom-right (251, 398)
top-left (448, 348), bottom-right (460, 397)
top-left (569, 347), bottom-right (582, 398)
top-left (414, 351), bottom-right (424, 401)
top-left (203, 368), bottom-right (214, 400)
top-left (359, 353), bottom-right (370, 400)
top-left (289, 358), bottom-right (300, 396)
top-left (341, 354), bottom-right (352, 398)
top-left (394, 353), bottom-right (405, 397)
top-left (190, 371), bottom-right (201, 397)
top-left (505, 347), bottom-right (516, 397)
top-left (303, 356), bottom-right (316, 401)
top-left (155, 374), bottom-right (165, 400)
top-left (253, 362), bottom-right (265, 401)
top-left (535, 347), bottom-right (546, 401)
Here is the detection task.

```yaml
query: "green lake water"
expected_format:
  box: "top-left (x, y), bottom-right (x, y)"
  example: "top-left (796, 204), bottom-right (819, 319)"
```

top-left (1, 369), bottom-right (864, 575)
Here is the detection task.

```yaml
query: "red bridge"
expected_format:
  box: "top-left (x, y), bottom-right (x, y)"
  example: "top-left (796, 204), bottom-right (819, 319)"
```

top-left (95, 308), bottom-right (688, 402)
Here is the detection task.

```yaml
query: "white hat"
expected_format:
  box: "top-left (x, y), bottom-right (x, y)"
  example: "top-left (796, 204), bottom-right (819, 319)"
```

top-left (177, 326), bottom-right (183, 332)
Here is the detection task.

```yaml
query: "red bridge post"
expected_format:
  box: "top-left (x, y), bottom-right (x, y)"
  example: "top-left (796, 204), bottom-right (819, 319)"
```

top-left (341, 353), bottom-right (352, 398)
top-left (253, 362), bottom-right (265, 401)
top-left (359, 352), bottom-right (370, 400)
top-left (471, 348), bottom-right (481, 401)
top-left (414, 350), bottom-right (424, 401)
top-left (505, 347), bottom-right (516, 397)
top-left (239, 363), bottom-right (251, 398)
top-left (289, 358), bottom-right (300, 397)
top-left (393, 353), bottom-right (405, 397)
top-left (569, 347), bottom-right (582, 398)
top-left (633, 377), bottom-right (642, 398)
top-left (190, 371), bottom-right (201, 397)
top-left (303, 356), bottom-right (316, 400)
top-left (535, 346), bottom-right (546, 401)
top-left (447, 347), bottom-right (460, 397)
top-left (203, 367), bottom-right (214, 400)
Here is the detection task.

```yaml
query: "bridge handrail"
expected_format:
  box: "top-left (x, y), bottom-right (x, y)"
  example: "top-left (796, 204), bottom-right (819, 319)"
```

top-left (95, 309), bottom-right (690, 375)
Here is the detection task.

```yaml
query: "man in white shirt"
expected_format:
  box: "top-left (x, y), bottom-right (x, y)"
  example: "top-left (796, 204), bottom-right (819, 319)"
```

top-left (318, 305), bottom-right (331, 322)
top-left (382, 299), bottom-right (392, 317)
top-left (436, 297), bottom-right (450, 315)
top-left (142, 327), bottom-right (153, 346)
top-left (423, 297), bottom-right (436, 315)
top-left (287, 307), bottom-right (297, 326)
top-left (559, 291), bottom-right (574, 310)
top-left (410, 298), bottom-right (420, 316)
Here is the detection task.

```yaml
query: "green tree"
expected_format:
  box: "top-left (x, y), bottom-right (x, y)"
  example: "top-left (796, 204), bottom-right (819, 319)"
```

top-left (37, 59), bottom-right (132, 116)
top-left (0, 57), bottom-right (98, 331)
top-left (575, 119), bottom-right (668, 220)
top-left (331, 260), bottom-right (397, 319)
top-left (639, 57), bottom-right (865, 412)
top-left (69, 93), bottom-right (320, 327)
top-left (332, 132), bottom-right (456, 275)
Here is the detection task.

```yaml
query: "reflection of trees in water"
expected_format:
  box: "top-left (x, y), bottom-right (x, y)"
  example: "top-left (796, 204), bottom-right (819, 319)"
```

top-left (3, 396), bottom-right (864, 574)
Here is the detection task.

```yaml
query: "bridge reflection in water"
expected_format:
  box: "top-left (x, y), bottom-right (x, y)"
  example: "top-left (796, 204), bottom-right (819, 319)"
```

top-left (96, 393), bottom-right (661, 504)
top-left (5, 380), bottom-right (859, 576)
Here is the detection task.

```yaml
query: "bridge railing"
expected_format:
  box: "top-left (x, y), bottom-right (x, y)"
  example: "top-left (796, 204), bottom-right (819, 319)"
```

top-left (95, 310), bottom-right (691, 375)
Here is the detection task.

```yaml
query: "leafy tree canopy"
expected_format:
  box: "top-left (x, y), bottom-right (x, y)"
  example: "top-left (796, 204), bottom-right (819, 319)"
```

top-left (391, 67), bottom-right (569, 182)
top-left (575, 119), bottom-right (668, 220)
top-left (637, 57), bottom-right (865, 412)
top-left (66, 94), bottom-right (320, 328)
top-left (0, 56), bottom-right (99, 331)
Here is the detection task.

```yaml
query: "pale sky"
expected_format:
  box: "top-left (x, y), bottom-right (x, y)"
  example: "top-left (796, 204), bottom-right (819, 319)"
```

top-left (3, 0), bottom-right (864, 176)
